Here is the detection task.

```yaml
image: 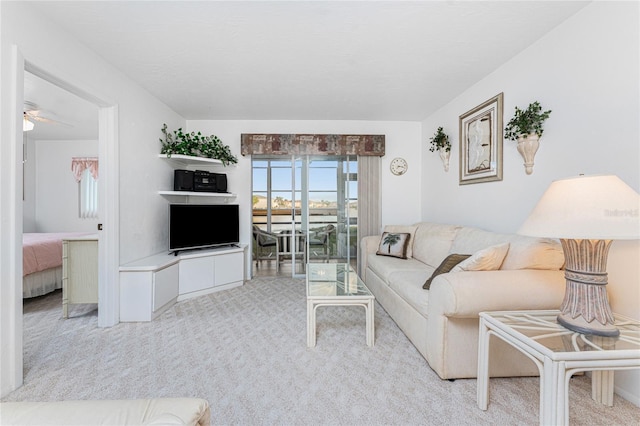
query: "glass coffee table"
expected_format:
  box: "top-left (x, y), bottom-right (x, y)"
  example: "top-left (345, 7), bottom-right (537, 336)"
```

top-left (306, 263), bottom-right (375, 347)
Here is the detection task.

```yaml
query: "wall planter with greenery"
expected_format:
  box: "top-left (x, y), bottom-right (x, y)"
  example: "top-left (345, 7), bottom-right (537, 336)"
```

top-left (160, 124), bottom-right (238, 166)
top-left (504, 101), bottom-right (551, 175)
top-left (428, 126), bottom-right (451, 172)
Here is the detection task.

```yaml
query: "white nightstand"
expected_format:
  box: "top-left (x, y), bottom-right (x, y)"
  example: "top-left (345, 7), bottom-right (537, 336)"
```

top-left (62, 235), bottom-right (99, 318)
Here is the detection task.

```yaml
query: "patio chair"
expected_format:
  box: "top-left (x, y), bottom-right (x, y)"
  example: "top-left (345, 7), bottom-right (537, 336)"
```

top-left (252, 225), bottom-right (280, 271)
top-left (308, 224), bottom-right (335, 262)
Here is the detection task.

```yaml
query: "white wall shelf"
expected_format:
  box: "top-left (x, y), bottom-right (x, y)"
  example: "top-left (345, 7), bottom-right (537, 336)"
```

top-left (158, 154), bottom-right (236, 201)
top-left (158, 153), bottom-right (233, 168)
top-left (158, 190), bottom-right (236, 199)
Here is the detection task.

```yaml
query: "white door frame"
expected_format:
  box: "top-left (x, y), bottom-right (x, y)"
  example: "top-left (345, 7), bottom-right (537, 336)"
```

top-left (0, 46), bottom-right (119, 397)
top-left (1, 45), bottom-right (26, 398)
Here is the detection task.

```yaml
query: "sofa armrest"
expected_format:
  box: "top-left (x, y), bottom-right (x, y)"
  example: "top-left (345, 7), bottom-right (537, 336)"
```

top-left (359, 235), bottom-right (381, 277)
top-left (361, 235), bottom-right (381, 254)
top-left (428, 269), bottom-right (565, 319)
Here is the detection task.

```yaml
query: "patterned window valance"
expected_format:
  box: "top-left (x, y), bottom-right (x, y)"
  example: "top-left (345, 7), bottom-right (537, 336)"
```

top-left (71, 157), bottom-right (99, 182)
top-left (241, 134), bottom-right (385, 157)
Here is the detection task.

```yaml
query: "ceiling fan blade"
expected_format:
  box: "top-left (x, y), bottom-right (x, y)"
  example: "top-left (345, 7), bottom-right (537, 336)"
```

top-left (25, 111), bottom-right (72, 127)
top-left (24, 100), bottom-right (40, 112)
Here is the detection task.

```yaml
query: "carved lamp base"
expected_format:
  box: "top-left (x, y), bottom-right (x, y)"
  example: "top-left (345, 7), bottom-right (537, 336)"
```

top-left (557, 239), bottom-right (619, 337)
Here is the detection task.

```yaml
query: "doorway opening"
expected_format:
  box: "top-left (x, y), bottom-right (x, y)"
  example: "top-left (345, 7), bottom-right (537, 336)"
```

top-left (22, 69), bottom-right (101, 320)
top-left (21, 61), bottom-right (119, 330)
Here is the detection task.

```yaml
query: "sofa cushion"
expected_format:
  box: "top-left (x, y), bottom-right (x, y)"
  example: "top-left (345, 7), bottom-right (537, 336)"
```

top-left (383, 225), bottom-right (418, 258)
top-left (411, 223), bottom-right (461, 268)
top-left (449, 226), bottom-right (511, 254)
top-left (376, 232), bottom-right (411, 259)
top-left (500, 237), bottom-right (564, 270)
top-left (452, 243), bottom-right (509, 272)
top-left (423, 254), bottom-right (470, 289)
top-left (387, 270), bottom-right (431, 317)
top-left (367, 253), bottom-right (431, 283)
top-left (450, 226), bottom-right (564, 270)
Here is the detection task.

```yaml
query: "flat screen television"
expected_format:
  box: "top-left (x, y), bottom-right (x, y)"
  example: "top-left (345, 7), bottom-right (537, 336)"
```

top-left (169, 204), bottom-right (240, 254)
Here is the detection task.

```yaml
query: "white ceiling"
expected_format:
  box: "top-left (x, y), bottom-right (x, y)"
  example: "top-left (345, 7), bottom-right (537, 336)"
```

top-left (25, 0), bottom-right (589, 136)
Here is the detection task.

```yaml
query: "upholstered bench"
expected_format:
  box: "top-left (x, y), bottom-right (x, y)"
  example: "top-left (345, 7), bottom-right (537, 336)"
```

top-left (0, 397), bottom-right (210, 426)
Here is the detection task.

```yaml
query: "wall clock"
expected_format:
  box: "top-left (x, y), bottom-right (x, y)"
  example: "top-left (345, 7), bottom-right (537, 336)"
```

top-left (390, 157), bottom-right (408, 176)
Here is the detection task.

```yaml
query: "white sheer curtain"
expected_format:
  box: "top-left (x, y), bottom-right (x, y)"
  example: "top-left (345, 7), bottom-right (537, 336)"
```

top-left (357, 156), bottom-right (381, 277)
top-left (72, 157), bottom-right (98, 219)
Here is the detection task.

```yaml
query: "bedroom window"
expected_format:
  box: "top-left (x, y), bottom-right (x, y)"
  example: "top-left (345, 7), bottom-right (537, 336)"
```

top-left (71, 157), bottom-right (98, 219)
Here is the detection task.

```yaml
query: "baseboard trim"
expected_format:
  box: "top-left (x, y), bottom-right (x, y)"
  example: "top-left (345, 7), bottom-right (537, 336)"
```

top-left (615, 384), bottom-right (640, 408)
top-left (177, 280), bottom-right (244, 302)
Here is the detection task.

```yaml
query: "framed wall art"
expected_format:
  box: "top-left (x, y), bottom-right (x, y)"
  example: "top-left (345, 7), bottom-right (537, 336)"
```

top-left (459, 93), bottom-right (503, 185)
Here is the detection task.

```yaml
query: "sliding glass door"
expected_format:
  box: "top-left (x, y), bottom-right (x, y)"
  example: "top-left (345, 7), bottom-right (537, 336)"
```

top-left (252, 155), bottom-right (357, 277)
top-left (306, 156), bottom-right (357, 266)
top-left (252, 157), bottom-right (305, 277)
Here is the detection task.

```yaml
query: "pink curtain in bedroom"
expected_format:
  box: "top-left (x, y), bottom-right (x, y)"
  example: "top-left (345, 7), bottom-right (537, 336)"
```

top-left (71, 157), bottom-right (99, 219)
top-left (71, 157), bottom-right (99, 182)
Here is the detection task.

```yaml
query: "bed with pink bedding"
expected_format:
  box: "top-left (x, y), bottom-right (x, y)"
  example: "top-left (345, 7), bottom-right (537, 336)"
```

top-left (23, 232), bottom-right (91, 298)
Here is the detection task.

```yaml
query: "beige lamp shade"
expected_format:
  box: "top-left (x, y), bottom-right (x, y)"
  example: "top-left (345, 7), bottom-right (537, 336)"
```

top-left (519, 175), bottom-right (640, 240)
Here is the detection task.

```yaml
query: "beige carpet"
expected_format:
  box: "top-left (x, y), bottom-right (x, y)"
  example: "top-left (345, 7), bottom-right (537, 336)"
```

top-left (3, 277), bottom-right (639, 425)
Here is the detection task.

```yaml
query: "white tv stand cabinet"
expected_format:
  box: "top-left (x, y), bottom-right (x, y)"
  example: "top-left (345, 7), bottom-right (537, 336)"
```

top-left (119, 245), bottom-right (246, 322)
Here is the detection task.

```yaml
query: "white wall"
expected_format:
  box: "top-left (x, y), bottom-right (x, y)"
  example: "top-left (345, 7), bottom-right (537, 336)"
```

top-left (34, 140), bottom-right (98, 232)
top-left (23, 137), bottom-right (100, 233)
top-left (421, 2), bottom-right (639, 405)
top-left (185, 120), bottom-right (423, 251)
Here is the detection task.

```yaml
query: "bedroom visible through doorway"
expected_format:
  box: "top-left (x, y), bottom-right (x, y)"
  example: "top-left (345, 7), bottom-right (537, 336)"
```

top-left (22, 71), bottom-right (100, 314)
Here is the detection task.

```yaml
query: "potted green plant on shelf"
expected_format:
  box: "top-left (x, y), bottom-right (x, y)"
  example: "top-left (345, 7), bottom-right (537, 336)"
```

top-left (504, 101), bottom-right (551, 175)
top-left (160, 124), bottom-right (238, 166)
top-left (428, 126), bottom-right (451, 172)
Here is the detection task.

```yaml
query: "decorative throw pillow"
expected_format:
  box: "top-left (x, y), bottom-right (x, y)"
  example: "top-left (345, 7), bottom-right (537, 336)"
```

top-left (451, 243), bottom-right (510, 272)
top-left (383, 225), bottom-right (418, 258)
top-left (423, 254), bottom-right (471, 290)
top-left (376, 232), bottom-right (411, 259)
top-left (500, 238), bottom-right (565, 270)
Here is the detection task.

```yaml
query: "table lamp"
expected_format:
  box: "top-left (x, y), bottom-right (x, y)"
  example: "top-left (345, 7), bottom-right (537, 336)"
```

top-left (519, 175), bottom-right (640, 337)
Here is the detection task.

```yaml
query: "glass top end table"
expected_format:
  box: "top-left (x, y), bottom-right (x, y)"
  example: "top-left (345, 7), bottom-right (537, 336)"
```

top-left (477, 310), bottom-right (640, 426)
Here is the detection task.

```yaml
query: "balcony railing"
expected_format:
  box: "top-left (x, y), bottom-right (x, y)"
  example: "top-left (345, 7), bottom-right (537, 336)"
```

top-left (252, 208), bottom-right (358, 261)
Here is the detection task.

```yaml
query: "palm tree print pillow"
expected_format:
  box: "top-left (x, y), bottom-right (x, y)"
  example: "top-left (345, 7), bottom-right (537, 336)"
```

top-left (376, 232), bottom-right (411, 259)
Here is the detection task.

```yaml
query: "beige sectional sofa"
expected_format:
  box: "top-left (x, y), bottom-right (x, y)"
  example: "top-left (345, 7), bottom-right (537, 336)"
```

top-left (361, 222), bottom-right (566, 380)
top-left (0, 398), bottom-right (210, 426)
